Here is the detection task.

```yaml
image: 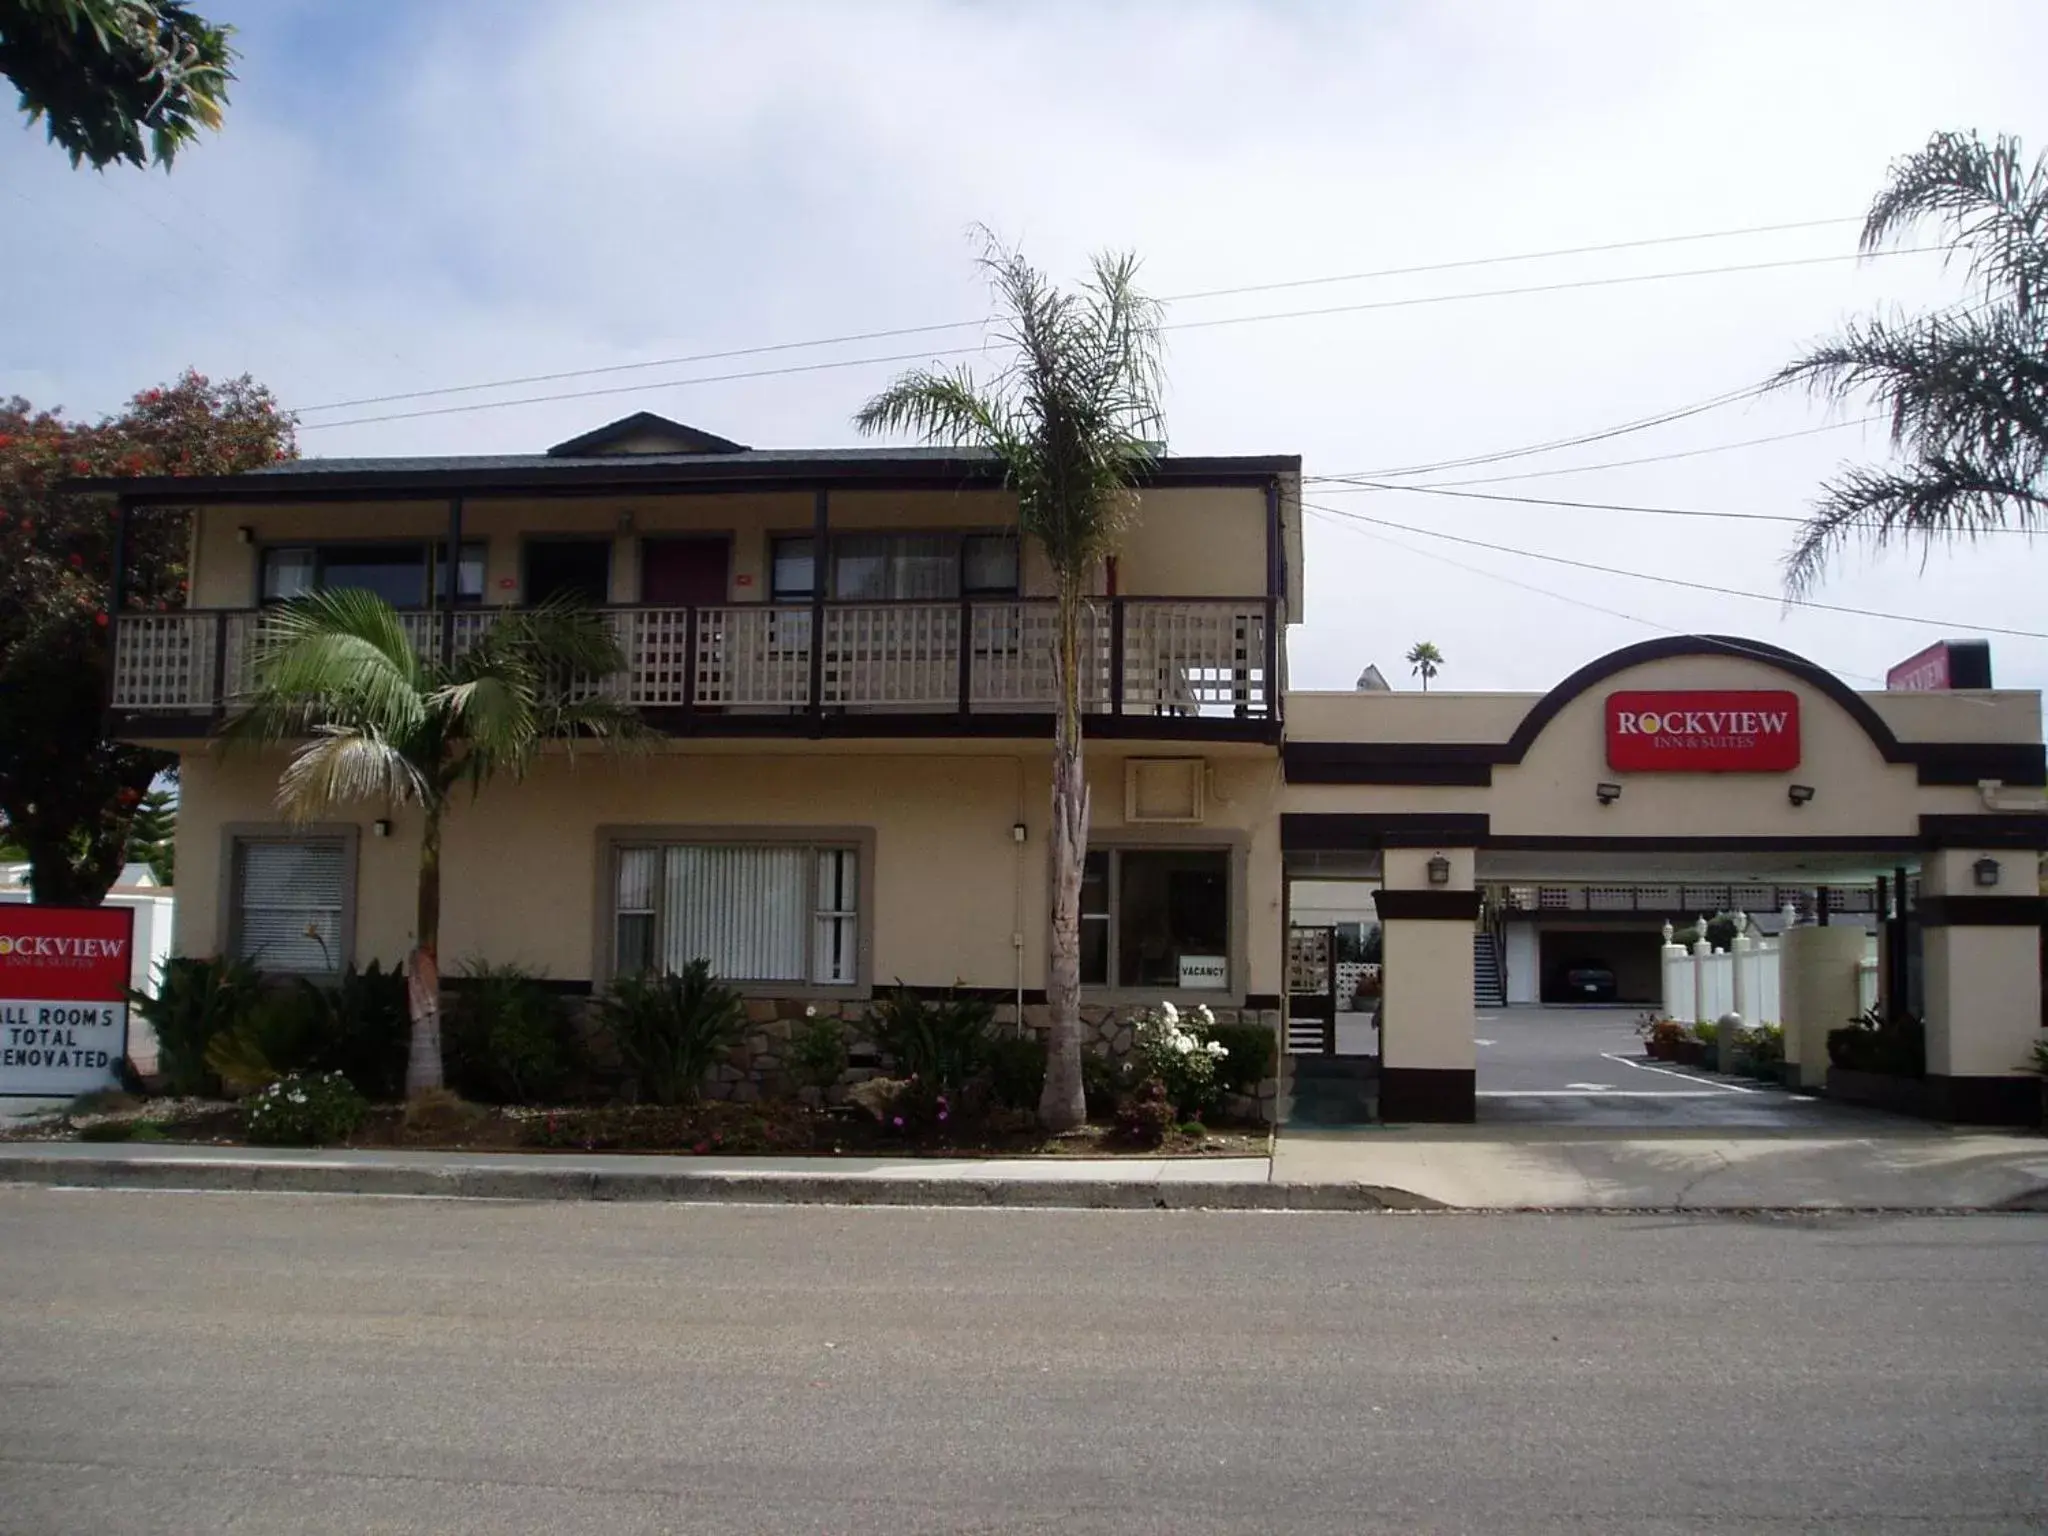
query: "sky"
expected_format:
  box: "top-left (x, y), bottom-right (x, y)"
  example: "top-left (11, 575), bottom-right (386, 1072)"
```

top-left (4, 0), bottom-right (2046, 701)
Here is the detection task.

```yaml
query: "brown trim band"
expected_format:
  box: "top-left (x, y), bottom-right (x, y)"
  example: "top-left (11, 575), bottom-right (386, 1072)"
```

top-left (1281, 812), bottom-right (1489, 851)
top-left (1376, 889), bottom-right (1483, 921)
top-left (1919, 814), bottom-right (2048, 850)
top-left (1914, 895), bottom-right (2048, 928)
top-left (1379, 1066), bottom-right (1475, 1123)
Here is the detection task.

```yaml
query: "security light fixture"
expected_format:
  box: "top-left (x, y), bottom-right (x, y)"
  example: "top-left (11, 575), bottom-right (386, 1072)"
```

top-left (1787, 784), bottom-right (1816, 807)
top-left (372, 818), bottom-right (392, 838)
top-left (1427, 854), bottom-right (1451, 886)
top-left (1595, 782), bottom-right (1622, 806)
top-left (1974, 856), bottom-right (2001, 888)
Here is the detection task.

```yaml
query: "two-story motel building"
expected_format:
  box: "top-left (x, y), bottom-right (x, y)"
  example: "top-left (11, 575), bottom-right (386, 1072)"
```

top-left (89, 413), bottom-right (2048, 1123)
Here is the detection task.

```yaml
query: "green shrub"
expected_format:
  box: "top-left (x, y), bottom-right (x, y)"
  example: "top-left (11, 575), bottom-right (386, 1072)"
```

top-left (866, 986), bottom-right (994, 1093)
top-left (445, 962), bottom-right (580, 1104)
top-left (1082, 1048), bottom-right (1124, 1118)
top-left (242, 1071), bottom-right (367, 1146)
top-left (204, 963), bottom-right (410, 1100)
top-left (985, 1033), bottom-right (1048, 1111)
top-left (1691, 1020), bottom-right (1719, 1049)
top-left (597, 961), bottom-right (748, 1105)
top-left (1827, 1008), bottom-right (1925, 1078)
top-left (789, 1013), bottom-right (850, 1091)
top-left (131, 955), bottom-right (263, 1095)
top-left (1114, 1079), bottom-right (1174, 1147)
top-left (1209, 1023), bottom-right (1276, 1096)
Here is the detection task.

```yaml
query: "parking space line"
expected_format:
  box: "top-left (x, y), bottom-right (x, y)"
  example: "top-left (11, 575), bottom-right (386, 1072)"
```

top-left (1599, 1052), bottom-right (1756, 1094)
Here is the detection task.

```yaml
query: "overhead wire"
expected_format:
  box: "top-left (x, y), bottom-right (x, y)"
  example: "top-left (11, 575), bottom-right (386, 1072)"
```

top-left (294, 245), bottom-right (1944, 432)
top-left (292, 214), bottom-right (1864, 416)
top-left (1299, 500), bottom-right (2048, 640)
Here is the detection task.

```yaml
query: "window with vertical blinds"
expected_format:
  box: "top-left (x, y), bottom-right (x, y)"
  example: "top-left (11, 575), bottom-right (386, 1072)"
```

top-left (233, 838), bottom-right (349, 973)
top-left (612, 842), bottom-right (860, 986)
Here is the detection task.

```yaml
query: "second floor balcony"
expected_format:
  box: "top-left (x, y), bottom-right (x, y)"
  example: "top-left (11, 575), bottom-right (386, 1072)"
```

top-left (109, 596), bottom-right (1278, 740)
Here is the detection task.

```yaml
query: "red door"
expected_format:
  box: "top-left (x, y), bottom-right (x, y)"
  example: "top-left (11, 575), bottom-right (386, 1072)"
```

top-left (641, 537), bottom-right (730, 606)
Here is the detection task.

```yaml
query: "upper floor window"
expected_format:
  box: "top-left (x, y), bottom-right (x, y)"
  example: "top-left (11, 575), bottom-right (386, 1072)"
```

top-left (261, 542), bottom-right (485, 608)
top-left (768, 531), bottom-right (1018, 601)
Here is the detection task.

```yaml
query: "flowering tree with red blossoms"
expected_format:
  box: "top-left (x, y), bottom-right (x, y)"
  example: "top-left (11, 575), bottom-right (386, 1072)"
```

top-left (0, 370), bottom-right (293, 904)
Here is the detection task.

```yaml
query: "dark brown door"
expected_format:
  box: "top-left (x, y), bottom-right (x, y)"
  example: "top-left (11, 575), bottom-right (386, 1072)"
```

top-left (641, 537), bottom-right (731, 606)
top-left (525, 539), bottom-right (612, 606)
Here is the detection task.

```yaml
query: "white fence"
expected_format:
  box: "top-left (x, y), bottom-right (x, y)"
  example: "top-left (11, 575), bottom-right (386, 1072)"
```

top-left (1660, 923), bottom-right (1879, 1027)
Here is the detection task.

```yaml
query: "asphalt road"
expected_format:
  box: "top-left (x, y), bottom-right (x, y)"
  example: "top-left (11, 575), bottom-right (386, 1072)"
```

top-left (3, 1190), bottom-right (2045, 1534)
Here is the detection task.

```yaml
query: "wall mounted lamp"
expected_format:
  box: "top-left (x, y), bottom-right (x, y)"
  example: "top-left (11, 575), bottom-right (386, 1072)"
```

top-left (617, 509), bottom-right (636, 533)
top-left (372, 818), bottom-right (392, 838)
top-left (1426, 853), bottom-right (1451, 886)
top-left (1974, 856), bottom-right (2001, 888)
top-left (235, 525), bottom-right (255, 545)
top-left (1595, 782), bottom-right (1622, 806)
top-left (1011, 822), bottom-right (1027, 843)
top-left (1787, 784), bottom-right (1816, 808)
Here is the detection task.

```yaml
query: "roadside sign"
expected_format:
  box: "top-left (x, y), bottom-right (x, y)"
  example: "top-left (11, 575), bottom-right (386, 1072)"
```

top-left (1885, 639), bottom-right (1992, 691)
top-left (0, 906), bottom-right (134, 1096)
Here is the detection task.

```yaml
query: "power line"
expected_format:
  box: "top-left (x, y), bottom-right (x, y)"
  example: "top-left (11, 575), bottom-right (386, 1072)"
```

top-left (1306, 385), bottom-right (1771, 481)
top-left (1308, 476), bottom-right (2044, 534)
top-left (1389, 416), bottom-right (1885, 488)
top-left (1300, 501), bottom-right (2048, 639)
top-left (293, 214), bottom-right (1862, 416)
top-left (1311, 509), bottom-right (1899, 688)
top-left (298, 246), bottom-right (1943, 433)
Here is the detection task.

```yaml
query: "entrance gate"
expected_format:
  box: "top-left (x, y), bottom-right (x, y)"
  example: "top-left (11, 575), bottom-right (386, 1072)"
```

top-left (1286, 925), bottom-right (1336, 1055)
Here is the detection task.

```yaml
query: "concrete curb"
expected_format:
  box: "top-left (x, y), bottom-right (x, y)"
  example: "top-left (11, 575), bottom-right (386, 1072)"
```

top-left (0, 1153), bottom-right (1442, 1212)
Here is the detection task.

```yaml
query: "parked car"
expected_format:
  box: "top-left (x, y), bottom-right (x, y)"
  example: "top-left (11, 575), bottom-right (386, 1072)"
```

top-left (1561, 960), bottom-right (1617, 1002)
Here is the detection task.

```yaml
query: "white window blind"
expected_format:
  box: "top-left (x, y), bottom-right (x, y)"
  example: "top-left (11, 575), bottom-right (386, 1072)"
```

top-left (235, 839), bottom-right (346, 972)
top-left (615, 842), bottom-right (860, 985)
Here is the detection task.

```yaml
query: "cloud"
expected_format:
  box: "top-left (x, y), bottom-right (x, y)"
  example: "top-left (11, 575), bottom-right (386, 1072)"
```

top-left (4, 0), bottom-right (2045, 696)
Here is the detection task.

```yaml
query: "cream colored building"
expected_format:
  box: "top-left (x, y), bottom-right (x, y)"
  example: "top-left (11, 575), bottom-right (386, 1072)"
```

top-left (89, 414), bottom-right (2047, 1123)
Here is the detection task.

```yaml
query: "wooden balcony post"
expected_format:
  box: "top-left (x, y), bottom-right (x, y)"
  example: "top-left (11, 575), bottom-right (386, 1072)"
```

top-left (440, 496), bottom-right (464, 666)
top-left (103, 498), bottom-right (130, 714)
top-left (210, 612), bottom-right (230, 723)
top-left (957, 597), bottom-right (973, 716)
top-left (682, 605), bottom-right (697, 724)
top-left (1109, 598), bottom-right (1126, 717)
top-left (1263, 478), bottom-right (1282, 722)
top-left (809, 489), bottom-right (827, 731)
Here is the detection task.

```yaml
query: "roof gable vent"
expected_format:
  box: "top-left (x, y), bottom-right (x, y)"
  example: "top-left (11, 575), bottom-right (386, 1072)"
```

top-left (546, 412), bottom-right (749, 458)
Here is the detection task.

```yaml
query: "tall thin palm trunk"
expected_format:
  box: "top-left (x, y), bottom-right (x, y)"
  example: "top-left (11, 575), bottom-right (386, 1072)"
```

top-left (405, 804), bottom-right (446, 1095)
top-left (1040, 576), bottom-right (1089, 1130)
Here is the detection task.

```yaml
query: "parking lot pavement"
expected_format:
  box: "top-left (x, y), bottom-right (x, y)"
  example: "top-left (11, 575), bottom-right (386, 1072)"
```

top-left (1473, 1006), bottom-right (1901, 1130)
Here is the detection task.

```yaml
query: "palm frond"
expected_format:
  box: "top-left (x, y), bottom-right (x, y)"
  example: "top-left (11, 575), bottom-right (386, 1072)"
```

top-left (275, 726), bottom-right (430, 821)
top-left (852, 366), bottom-right (1022, 457)
top-left (1862, 130), bottom-right (2048, 317)
top-left (1784, 457), bottom-right (2048, 595)
top-left (228, 590), bottom-right (428, 745)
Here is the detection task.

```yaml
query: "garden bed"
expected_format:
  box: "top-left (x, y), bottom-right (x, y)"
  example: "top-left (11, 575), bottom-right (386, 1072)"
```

top-left (0, 1096), bottom-right (1267, 1159)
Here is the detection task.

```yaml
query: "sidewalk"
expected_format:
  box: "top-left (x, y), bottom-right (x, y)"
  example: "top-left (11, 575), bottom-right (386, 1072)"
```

top-left (1272, 1124), bottom-right (2048, 1210)
top-left (5, 1122), bottom-right (2046, 1211)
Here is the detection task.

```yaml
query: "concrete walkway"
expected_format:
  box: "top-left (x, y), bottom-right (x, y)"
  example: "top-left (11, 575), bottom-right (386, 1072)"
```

top-left (1272, 1124), bottom-right (2048, 1209)
top-left (4, 1125), bottom-right (2048, 1209)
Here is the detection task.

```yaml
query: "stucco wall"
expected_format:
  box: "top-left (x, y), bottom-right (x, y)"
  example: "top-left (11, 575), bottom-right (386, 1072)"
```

top-left (173, 744), bottom-right (1284, 1001)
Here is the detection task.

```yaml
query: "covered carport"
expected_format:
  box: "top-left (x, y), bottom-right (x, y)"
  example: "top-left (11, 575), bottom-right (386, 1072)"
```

top-left (1280, 635), bottom-right (2048, 1125)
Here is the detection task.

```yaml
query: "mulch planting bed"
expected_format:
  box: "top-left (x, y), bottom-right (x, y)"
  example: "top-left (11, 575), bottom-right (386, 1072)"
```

top-left (2, 1097), bottom-right (1267, 1158)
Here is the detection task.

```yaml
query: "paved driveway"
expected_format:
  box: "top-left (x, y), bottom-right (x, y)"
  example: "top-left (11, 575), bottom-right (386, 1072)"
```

top-left (1474, 1005), bottom-right (1899, 1130)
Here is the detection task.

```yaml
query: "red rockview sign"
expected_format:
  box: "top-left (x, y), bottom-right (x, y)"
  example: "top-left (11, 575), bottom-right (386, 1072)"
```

top-left (0, 905), bottom-right (132, 1095)
top-left (1605, 690), bottom-right (1801, 773)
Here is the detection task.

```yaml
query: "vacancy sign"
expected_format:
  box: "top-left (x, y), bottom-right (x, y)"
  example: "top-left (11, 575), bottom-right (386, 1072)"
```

top-left (1605, 690), bottom-right (1801, 773)
top-left (0, 906), bottom-right (133, 1096)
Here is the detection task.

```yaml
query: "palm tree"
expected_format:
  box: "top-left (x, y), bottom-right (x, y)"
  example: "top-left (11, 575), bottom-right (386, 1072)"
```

top-left (855, 233), bottom-right (1166, 1131)
top-left (226, 590), bottom-right (642, 1096)
top-left (1406, 641), bottom-right (1444, 690)
top-left (1776, 130), bottom-right (2047, 592)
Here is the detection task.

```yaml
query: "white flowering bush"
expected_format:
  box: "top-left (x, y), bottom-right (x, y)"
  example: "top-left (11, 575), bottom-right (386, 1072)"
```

top-left (243, 1070), bottom-right (368, 1147)
top-left (1129, 1001), bottom-right (1229, 1119)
